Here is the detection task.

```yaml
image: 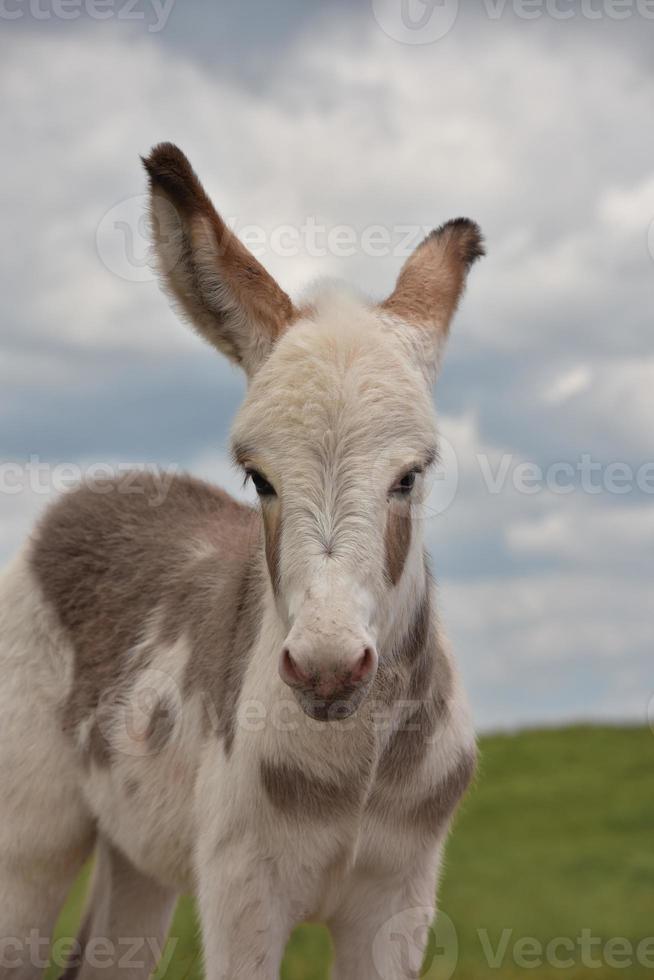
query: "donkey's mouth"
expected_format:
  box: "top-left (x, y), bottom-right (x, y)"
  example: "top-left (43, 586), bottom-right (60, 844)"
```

top-left (294, 683), bottom-right (371, 722)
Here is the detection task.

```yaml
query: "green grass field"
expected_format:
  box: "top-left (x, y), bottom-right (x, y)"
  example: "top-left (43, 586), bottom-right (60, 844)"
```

top-left (49, 726), bottom-right (654, 979)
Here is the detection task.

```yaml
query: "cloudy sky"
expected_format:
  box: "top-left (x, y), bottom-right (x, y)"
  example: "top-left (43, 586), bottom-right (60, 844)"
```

top-left (1, 0), bottom-right (653, 730)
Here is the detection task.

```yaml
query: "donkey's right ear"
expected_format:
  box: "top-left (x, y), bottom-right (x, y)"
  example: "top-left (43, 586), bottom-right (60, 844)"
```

top-left (142, 143), bottom-right (297, 378)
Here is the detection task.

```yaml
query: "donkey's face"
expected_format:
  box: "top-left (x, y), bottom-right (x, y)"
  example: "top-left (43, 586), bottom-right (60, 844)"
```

top-left (231, 297), bottom-right (439, 718)
top-left (144, 143), bottom-right (483, 721)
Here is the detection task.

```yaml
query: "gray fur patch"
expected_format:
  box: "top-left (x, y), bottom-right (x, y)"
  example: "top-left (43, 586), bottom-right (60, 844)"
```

top-left (367, 578), bottom-right (459, 827)
top-left (175, 543), bottom-right (265, 753)
top-left (374, 583), bottom-right (453, 783)
top-left (85, 718), bottom-right (113, 770)
top-left (30, 472), bottom-right (263, 759)
top-left (146, 697), bottom-right (176, 754)
top-left (124, 778), bottom-right (140, 798)
top-left (410, 748), bottom-right (477, 831)
top-left (260, 760), bottom-right (365, 821)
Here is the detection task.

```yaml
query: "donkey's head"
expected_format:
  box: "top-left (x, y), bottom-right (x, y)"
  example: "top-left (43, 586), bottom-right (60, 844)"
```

top-left (144, 143), bottom-right (483, 721)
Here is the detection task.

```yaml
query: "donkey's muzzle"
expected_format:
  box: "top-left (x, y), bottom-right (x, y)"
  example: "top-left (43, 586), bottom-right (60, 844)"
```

top-left (279, 645), bottom-right (378, 721)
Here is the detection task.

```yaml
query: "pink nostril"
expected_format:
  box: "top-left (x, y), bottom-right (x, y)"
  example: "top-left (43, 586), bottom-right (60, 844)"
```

top-left (351, 646), bottom-right (377, 685)
top-left (280, 648), bottom-right (310, 688)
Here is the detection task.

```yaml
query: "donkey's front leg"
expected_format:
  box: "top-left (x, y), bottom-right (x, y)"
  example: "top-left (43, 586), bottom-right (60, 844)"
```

top-left (329, 863), bottom-right (441, 980)
top-left (72, 837), bottom-right (177, 980)
top-left (196, 833), bottom-right (292, 980)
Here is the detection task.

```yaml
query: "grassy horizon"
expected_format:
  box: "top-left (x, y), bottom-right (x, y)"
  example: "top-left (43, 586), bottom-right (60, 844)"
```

top-left (49, 725), bottom-right (654, 979)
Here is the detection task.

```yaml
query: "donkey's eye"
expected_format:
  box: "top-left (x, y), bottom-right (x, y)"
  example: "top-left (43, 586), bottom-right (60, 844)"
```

top-left (392, 469), bottom-right (419, 496)
top-left (247, 469), bottom-right (276, 498)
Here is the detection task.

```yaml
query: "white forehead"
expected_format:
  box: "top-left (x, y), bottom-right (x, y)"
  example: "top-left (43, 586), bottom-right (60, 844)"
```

top-left (232, 283), bottom-right (437, 467)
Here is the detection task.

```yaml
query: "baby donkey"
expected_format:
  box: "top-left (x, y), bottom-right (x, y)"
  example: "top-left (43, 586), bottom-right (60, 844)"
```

top-left (0, 143), bottom-right (483, 979)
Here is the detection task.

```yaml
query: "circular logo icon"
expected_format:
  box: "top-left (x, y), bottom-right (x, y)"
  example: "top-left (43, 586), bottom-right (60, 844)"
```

top-left (371, 0), bottom-right (460, 45)
top-left (370, 432), bottom-right (460, 533)
top-left (96, 667), bottom-right (183, 758)
top-left (421, 432), bottom-right (459, 519)
top-left (372, 907), bottom-right (458, 980)
top-left (96, 193), bottom-right (183, 283)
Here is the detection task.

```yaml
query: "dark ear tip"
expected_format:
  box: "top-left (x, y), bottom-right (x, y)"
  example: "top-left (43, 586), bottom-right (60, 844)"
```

top-left (142, 141), bottom-right (192, 175)
top-left (141, 143), bottom-right (196, 182)
top-left (141, 143), bottom-right (204, 210)
top-left (433, 218), bottom-right (486, 268)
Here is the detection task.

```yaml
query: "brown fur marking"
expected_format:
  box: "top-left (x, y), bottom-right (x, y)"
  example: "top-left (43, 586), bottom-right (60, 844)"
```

top-left (384, 502), bottom-right (412, 586)
top-left (262, 506), bottom-right (282, 595)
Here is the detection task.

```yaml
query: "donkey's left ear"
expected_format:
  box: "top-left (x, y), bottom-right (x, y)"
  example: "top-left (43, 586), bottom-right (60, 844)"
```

top-left (143, 143), bottom-right (297, 378)
top-left (381, 218), bottom-right (484, 373)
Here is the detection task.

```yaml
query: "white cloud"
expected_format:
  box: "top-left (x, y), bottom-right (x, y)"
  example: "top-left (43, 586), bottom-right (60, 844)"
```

top-left (599, 174), bottom-right (654, 235)
top-left (188, 449), bottom-right (254, 505)
top-left (535, 357), bottom-right (654, 459)
top-left (3, 18), bottom-right (653, 359)
top-left (506, 502), bottom-right (654, 568)
top-left (424, 412), bottom-right (576, 550)
top-left (0, 484), bottom-right (51, 564)
top-left (543, 365), bottom-right (593, 404)
top-left (574, 359), bottom-right (654, 458)
top-left (441, 571), bottom-right (653, 730)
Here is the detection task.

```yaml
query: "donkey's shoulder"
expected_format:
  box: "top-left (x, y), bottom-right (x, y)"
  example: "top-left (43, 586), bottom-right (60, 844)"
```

top-left (31, 470), bottom-right (257, 566)
top-left (30, 467), bottom-right (259, 605)
top-left (28, 470), bottom-right (260, 672)
top-left (26, 470), bottom-right (263, 752)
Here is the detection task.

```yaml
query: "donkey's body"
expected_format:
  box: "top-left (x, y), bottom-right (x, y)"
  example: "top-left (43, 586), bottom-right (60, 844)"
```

top-left (0, 145), bottom-right (482, 979)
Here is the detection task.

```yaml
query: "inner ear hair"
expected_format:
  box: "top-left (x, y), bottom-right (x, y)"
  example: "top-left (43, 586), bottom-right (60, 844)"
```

top-left (382, 217), bottom-right (484, 340)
